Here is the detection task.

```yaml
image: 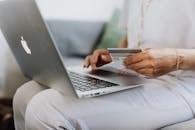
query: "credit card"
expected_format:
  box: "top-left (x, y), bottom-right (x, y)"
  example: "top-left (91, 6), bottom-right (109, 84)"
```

top-left (107, 48), bottom-right (142, 61)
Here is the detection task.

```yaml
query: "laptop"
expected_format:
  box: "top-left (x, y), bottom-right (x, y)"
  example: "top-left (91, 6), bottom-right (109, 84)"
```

top-left (0, 0), bottom-right (144, 98)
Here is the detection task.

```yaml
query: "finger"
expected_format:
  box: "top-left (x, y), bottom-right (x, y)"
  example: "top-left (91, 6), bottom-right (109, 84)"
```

top-left (124, 52), bottom-right (150, 66)
top-left (101, 54), bottom-right (112, 63)
top-left (137, 68), bottom-right (153, 74)
top-left (90, 56), bottom-right (97, 70)
top-left (83, 56), bottom-right (91, 68)
top-left (93, 49), bottom-right (110, 64)
top-left (126, 60), bottom-right (153, 70)
top-left (153, 67), bottom-right (171, 77)
top-left (136, 68), bottom-right (155, 77)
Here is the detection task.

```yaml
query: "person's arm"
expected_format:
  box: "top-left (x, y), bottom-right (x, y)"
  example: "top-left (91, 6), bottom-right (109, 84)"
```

top-left (118, 35), bottom-right (128, 48)
top-left (177, 49), bottom-right (195, 70)
top-left (123, 48), bottom-right (195, 77)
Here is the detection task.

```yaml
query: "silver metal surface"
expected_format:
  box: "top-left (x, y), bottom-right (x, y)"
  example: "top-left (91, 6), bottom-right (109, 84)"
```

top-left (0, 0), bottom-right (77, 97)
top-left (68, 66), bottom-right (145, 98)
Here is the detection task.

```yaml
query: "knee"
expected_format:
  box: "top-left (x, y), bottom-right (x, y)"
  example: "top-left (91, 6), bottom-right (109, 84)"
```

top-left (13, 81), bottom-right (47, 118)
top-left (25, 89), bottom-right (76, 130)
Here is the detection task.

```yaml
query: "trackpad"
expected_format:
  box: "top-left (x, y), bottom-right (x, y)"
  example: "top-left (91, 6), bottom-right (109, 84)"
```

top-left (87, 69), bottom-right (145, 86)
top-left (68, 66), bottom-right (145, 86)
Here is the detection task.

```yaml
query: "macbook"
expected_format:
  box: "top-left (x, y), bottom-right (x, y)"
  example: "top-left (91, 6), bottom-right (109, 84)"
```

top-left (0, 0), bottom-right (144, 98)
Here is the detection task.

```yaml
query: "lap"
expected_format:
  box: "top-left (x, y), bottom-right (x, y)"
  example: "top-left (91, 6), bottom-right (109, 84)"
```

top-left (159, 73), bottom-right (195, 113)
top-left (161, 119), bottom-right (195, 130)
top-left (25, 76), bottom-right (193, 130)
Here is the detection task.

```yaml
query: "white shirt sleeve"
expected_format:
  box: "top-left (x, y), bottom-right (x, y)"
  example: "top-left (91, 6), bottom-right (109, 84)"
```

top-left (118, 0), bottom-right (129, 30)
top-left (119, 0), bottom-right (195, 49)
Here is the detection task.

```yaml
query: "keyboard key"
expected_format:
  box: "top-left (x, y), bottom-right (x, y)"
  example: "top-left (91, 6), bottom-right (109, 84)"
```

top-left (68, 71), bottom-right (118, 92)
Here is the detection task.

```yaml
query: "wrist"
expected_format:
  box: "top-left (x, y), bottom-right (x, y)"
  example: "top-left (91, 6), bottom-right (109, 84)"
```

top-left (174, 49), bottom-right (180, 71)
top-left (175, 49), bottom-right (195, 70)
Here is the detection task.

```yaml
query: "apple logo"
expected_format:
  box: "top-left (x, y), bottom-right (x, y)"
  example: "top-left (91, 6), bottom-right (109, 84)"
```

top-left (20, 36), bottom-right (31, 55)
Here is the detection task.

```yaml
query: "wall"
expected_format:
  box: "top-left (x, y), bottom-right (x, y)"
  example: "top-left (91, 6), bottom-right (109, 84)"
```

top-left (36, 0), bottom-right (124, 21)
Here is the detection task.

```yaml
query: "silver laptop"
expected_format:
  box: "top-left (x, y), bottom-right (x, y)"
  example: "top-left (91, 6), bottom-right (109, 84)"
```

top-left (0, 0), bottom-right (144, 98)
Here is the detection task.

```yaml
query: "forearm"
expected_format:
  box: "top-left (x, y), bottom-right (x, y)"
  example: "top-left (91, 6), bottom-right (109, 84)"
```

top-left (177, 49), bottom-right (195, 70)
top-left (118, 35), bottom-right (128, 48)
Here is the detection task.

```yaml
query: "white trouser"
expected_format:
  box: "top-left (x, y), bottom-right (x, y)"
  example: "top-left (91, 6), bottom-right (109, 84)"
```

top-left (161, 119), bottom-right (195, 130)
top-left (13, 75), bottom-right (195, 130)
top-left (13, 81), bottom-right (48, 130)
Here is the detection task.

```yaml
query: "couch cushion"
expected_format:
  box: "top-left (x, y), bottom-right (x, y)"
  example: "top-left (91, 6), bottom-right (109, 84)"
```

top-left (62, 56), bottom-right (84, 67)
top-left (95, 9), bottom-right (126, 49)
top-left (47, 20), bottom-right (104, 57)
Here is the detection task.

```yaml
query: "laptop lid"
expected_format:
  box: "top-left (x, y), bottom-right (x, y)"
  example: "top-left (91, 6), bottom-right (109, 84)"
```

top-left (0, 0), bottom-right (77, 97)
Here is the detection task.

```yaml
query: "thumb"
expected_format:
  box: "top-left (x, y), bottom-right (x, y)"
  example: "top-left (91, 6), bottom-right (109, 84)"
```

top-left (101, 55), bottom-right (112, 62)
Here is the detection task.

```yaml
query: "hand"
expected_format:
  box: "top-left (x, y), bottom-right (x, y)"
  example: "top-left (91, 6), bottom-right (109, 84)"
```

top-left (83, 49), bottom-right (112, 70)
top-left (124, 48), bottom-right (177, 77)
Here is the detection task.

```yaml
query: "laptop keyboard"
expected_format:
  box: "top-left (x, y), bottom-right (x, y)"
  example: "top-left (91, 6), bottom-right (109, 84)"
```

top-left (68, 71), bottom-right (118, 92)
